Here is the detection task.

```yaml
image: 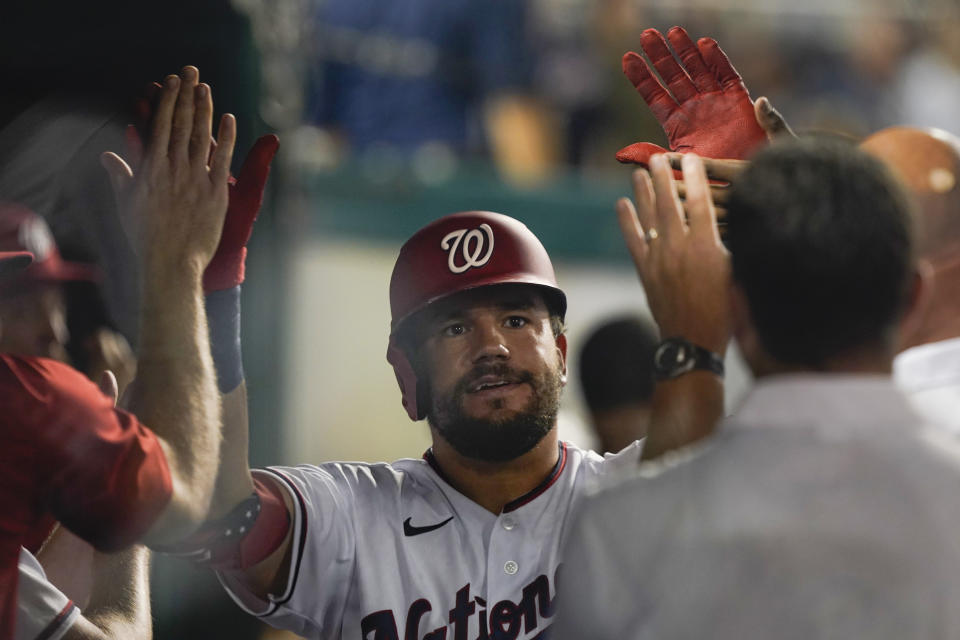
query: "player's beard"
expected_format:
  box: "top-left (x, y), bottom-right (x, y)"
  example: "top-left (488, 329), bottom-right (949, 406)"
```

top-left (426, 362), bottom-right (562, 463)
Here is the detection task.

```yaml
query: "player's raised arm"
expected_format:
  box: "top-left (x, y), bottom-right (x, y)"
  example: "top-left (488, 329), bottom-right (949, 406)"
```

top-left (129, 116), bottom-right (291, 596)
top-left (100, 66), bottom-right (233, 544)
top-left (201, 133), bottom-right (279, 519)
top-left (616, 154), bottom-right (730, 459)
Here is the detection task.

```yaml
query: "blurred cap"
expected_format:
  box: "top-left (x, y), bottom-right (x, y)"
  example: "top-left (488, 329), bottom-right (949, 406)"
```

top-left (0, 202), bottom-right (100, 286)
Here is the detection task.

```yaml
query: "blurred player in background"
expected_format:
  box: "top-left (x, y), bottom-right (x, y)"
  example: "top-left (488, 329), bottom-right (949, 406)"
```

top-left (58, 244), bottom-right (136, 399)
top-left (4, 66), bottom-right (233, 640)
top-left (0, 205), bottom-right (134, 559)
top-left (558, 140), bottom-right (959, 639)
top-left (860, 127), bottom-right (960, 433)
top-left (578, 315), bottom-right (658, 453)
top-left (0, 204), bottom-right (98, 364)
top-left (304, 0), bottom-right (558, 184)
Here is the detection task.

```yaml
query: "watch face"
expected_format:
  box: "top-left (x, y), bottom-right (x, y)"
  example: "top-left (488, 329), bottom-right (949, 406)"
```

top-left (653, 338), bottom-right (696, 379)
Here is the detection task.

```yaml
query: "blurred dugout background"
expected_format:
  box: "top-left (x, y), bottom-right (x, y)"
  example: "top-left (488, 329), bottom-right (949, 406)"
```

top-left (1, 0), bottom-right (958, 637)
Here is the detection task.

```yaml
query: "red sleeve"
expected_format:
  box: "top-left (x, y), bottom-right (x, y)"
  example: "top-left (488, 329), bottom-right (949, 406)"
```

top-left (1, 355), bottom-right (173, 551)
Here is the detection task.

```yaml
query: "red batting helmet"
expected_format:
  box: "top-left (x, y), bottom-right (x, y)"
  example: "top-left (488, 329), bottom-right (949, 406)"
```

top-left (387, 211), bottom-right (566, 421)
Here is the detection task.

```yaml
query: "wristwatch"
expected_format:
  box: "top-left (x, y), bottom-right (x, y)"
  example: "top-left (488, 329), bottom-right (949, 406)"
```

top-left (652, 337), bottom-right (724, 380)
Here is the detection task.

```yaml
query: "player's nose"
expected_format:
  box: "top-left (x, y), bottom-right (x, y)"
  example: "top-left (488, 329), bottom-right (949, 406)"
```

top-left (470, 318), bottom-right (509, 362)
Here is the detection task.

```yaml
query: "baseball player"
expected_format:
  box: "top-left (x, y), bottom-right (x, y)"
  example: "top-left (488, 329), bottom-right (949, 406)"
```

top-left (1, 66), bottom-right (236, 640)
top-left (158, 208), bottom-right (651, 639)
top-left (0, 203), bottom-right (99, 365)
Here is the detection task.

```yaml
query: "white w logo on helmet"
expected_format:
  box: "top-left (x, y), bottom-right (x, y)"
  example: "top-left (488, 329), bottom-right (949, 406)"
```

top-left (440, 224), bottom-right (495, 274)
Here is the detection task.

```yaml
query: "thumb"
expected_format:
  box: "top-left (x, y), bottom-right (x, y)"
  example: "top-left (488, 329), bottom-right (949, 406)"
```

top-left (99, 369), bottom-right (119, 406)
top-left (754, 97), bottom-right (796, 141)
top-left (100, 151), bottom-right (134, 198)
top-left (616, 142), bottom-right (670, 166)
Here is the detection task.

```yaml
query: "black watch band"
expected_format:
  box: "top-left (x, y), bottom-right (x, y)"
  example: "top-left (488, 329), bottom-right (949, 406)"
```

top-left (652, 337), bottom-right (724, 380)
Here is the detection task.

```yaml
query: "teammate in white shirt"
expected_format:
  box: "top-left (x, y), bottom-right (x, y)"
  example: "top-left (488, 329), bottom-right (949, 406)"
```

top-left (859, 127), bottom-right (960, 433)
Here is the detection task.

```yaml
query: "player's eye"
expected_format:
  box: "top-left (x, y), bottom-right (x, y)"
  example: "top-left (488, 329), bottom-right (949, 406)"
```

top-left (441, 322), bottom-right (467, 337)
top-left (504, 316), bottom-right (528, 329)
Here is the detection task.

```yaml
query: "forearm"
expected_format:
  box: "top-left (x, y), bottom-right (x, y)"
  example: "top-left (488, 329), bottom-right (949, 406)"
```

top-left (199, 284), bottom-right (256, 518)
top-left (37, 524), bottom-right (95, 609)
top-left (208, 382), bottom-right (256, 519)
top-left (64, 547), bottom-right (152, 640)
top-left (130, 265), bottom-right (221, 544)
top-left (641, 371), bottom-right (724, 461)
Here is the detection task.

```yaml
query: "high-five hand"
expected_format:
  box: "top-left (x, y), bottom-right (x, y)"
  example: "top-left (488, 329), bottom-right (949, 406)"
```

top-left (101, 66), bottom-right (237, 275)
top-left (616, 154), bottom-right (732, 355)
top-left (617, 27), bottom-right (767, 167)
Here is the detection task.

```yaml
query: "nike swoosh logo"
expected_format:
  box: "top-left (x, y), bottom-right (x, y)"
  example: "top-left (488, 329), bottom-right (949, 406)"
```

top-left (403, 516), bottom-right (454, 537)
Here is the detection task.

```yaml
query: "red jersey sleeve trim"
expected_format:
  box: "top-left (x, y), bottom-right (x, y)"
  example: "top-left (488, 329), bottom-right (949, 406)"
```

top-left (34, 600), bottom-right (78, 640)
top-left (252, 468), bottom-right (308, 617)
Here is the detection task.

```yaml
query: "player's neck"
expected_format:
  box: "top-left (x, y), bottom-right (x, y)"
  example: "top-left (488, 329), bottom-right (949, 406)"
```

top-left (429, 430), bottom-right (561, 515)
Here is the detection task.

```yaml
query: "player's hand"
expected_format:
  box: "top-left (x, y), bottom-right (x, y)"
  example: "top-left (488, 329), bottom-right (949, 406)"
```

top-left (101, 67), bottom-right (236, 276)
top-left (664, 97), bottom-right (793, 225)
top-left (118, 77), bottom-right (279, 292)
top-left (616, 27), bottom-right (766, 168)
top-left (667, 152), bottom-right (748, 226)
top-left (203, 134), bottom-right (279, 293)
top-left (754, 96), bottom-right (796, 141)
top-left (617, 154), bottom-right (732, 355)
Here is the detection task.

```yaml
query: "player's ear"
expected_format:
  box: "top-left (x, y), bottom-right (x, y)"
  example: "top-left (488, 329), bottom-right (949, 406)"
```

top-left (730, 282), bottom-right (764, 372)
top-left (555, 332), bottom-right (568, 383)
top-left (897, 259), bottom-right (933, 351)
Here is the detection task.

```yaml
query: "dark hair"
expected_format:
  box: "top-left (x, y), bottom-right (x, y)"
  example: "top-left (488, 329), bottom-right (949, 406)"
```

top-left (578, 315), bottom-right (659, 412)
top-left (726, 139), bottom-right (915, 368)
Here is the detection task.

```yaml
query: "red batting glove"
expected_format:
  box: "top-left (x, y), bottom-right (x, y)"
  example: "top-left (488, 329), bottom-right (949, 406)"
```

top-left (123, 82), bottom-right (279, 292)
top-left (203, 134), bottom-right (280, 293)
top-left (616, 27), bottom-right (766, 167)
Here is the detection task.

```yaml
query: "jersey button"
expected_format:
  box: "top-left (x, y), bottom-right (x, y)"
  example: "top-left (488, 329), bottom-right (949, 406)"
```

top-left (504, 560), bottom-right (519, 575)
top-left (502, 516), bottom-right (516, 531)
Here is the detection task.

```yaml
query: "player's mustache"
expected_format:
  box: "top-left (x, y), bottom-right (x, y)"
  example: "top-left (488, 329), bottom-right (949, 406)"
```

top-left (454, 363), bottom-right (533, 395)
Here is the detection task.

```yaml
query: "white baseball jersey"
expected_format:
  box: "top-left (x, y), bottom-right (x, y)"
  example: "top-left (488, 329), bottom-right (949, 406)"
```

top-left (15, 548), bottom-right (79, 640)
top-left (894, 336), bottom-right (960, 435)
top-left (218, 440), bottom-right (642, 639)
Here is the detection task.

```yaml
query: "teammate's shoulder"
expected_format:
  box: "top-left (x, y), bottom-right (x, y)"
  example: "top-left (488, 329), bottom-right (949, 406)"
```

top-left (1, 353), bottom-right (87, 380)
top-left (0, 354), bottom-right (92, 397)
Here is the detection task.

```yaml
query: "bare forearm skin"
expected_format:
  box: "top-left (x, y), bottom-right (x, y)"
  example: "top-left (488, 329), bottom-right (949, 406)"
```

top-left (641, 371), bottom-right (725, 461)
top-left (213, 381), bottom-right (295, 597)
top-left (63, 547), bottom-right (152, 640)
top-left (207, 382), bottom-right (256, 520)
top-left (130, 263), bottom-right (222, 546)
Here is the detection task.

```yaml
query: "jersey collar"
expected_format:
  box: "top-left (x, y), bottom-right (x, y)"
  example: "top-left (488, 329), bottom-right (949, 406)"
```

top-left (423, 442), bottom-right (568, 514)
